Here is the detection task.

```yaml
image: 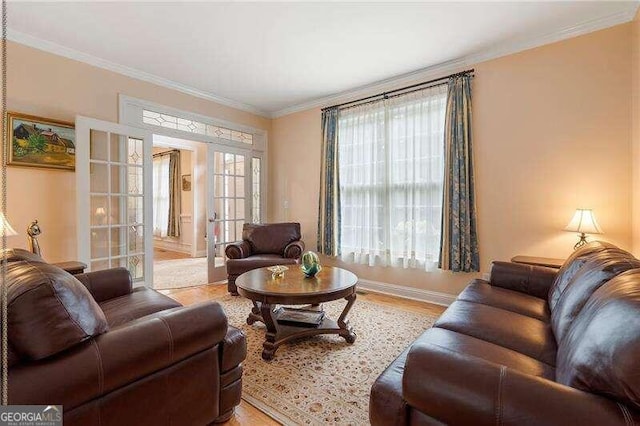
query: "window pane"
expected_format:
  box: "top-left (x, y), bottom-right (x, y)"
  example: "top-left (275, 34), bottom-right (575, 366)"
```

top-left (252, 158), bottom-right (261, 223)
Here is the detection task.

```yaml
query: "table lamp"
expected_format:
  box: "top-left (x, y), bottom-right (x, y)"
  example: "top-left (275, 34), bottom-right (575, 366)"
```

top-left (564, 209), bottom-right (602, 250)
top-left (0, 212), bottom-right (17, 238)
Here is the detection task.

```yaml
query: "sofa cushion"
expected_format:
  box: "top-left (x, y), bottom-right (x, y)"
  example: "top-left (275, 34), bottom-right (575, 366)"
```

top-left (548, 241), bottom-right (617, 311)
top-left (99, 287), bottom-right (181, 327)
top-left (242, 222), bottom-right (301, 255)
top-left (458, 279), bottom-right (550, 322)
top-left (550, 250), bottom-right (640, 342)
top-left (556, 270), bottom-right (640, 410)
top-left (434, 300), bottom-right (557, 365)
top-left (7, 260), bottom-right (109, 360)
top-left (414, 328), bottom-right (555, 379)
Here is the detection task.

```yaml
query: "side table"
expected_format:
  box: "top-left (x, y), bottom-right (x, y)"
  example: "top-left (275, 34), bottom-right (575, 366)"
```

top-left (510, 256), bottom-right (565, 269)
top-left (53, 261), bottom-right (87, 275)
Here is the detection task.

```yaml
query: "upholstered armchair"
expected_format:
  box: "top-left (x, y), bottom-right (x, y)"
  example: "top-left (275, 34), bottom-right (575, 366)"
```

top-left (6, 249), bottom-right (247, 425)
top-left (225, 222), bottom-right (305, 294)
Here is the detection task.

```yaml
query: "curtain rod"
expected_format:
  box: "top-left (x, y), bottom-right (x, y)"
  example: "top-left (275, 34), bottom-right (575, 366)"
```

top-left (152, 149), bottom-right (179, 158)
top-left (321, 68), bottom-right (474, 112)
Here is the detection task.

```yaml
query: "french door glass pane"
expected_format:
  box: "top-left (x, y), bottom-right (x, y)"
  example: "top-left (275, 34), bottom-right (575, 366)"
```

top-left (90, 130), bottom-right (108, 161)
top-left (251, 157), bottom-right (261, 223)
top-left (90, 163), bottom-right (108, 193)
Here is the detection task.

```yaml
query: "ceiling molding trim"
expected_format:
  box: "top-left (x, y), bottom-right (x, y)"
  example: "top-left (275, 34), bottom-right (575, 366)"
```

top-left (7, 29), bottom-right (272, 119)
top-left (271, 6), bottom-right (639, 118)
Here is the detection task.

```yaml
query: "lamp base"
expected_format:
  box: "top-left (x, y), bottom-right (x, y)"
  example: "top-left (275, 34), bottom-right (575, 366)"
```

top-left (573, 233), bottom-right (588, 250)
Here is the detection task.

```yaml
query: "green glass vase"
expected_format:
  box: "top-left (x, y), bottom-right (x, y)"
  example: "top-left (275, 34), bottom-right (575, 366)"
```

top-left (301, 251), bottom-right (322, 277)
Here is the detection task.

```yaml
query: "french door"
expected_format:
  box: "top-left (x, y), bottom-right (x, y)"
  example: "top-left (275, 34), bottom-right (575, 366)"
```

top-left (208, 145), bottom-right (251, 283)
top-left (76, 116), bottom-right (153, 287)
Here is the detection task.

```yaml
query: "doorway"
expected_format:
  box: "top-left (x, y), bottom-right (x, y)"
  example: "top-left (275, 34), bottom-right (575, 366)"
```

top-left (151, 134), bottom-right (210, 290)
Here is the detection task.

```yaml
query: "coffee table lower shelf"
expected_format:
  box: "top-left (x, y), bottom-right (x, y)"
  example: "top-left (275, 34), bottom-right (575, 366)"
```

top-left (246, 299), bottom-right (357, 360)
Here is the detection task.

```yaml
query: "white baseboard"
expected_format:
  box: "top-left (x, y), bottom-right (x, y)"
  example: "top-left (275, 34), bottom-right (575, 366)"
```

top-left (357, 278), bottom-right (457, 307)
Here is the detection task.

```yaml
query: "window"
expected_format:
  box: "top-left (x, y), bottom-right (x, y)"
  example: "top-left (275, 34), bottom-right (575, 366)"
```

top-left (152, 155), bottom-right (170, 237)
top-left (142, 109), bottom-right (253, 145)
top-left (338, 85), bottom-right (447, 268)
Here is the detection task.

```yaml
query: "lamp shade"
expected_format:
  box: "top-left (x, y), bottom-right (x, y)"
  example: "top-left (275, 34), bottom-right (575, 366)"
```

top-left (564, 209), bottom-right (603, 234)
top-left (0, 212), bottom-right (18, 237)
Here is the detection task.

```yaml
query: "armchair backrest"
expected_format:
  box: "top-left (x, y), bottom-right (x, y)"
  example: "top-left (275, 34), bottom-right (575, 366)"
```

top-left (243, 222), bottom-right (301, 255)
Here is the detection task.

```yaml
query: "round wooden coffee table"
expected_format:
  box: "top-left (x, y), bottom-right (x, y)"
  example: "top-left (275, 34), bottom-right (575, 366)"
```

top-left (236, 265), bottom-right (358, 360)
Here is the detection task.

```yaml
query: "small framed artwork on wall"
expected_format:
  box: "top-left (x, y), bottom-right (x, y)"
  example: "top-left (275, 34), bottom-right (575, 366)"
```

top-left (182, 174), bottom-right (192, 191)
top-left (7, 112), bottom-right (76, 171)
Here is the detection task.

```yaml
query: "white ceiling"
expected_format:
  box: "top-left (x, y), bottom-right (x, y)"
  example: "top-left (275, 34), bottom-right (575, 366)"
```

top-left (7, 1), bottom-right (640, 117)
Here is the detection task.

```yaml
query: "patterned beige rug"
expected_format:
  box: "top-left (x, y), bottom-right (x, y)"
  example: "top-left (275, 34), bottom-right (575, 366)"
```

top-left (217, 293), bottom-right (439, 425)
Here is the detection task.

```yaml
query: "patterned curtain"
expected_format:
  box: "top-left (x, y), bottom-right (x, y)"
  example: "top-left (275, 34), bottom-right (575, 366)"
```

top-left (317, 108), bottom-right (341, 256)
top-left (167, 151), bottom-right (181, 237)
top-left (439, 74), bottom-right (479, 272)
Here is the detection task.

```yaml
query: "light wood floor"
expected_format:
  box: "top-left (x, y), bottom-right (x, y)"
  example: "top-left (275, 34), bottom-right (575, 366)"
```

top-left (154, 247), bottom-right (192, 261)
top-left (160, 283), bottom-right (446, 425)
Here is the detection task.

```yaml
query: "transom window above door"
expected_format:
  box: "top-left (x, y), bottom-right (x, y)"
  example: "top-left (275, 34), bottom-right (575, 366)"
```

top-left (142, 109), bottom-right (253, 145)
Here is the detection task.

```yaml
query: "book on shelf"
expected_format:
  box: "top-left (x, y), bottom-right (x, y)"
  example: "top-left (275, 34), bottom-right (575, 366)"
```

top-left (274, 306), bottom-right (325, 327)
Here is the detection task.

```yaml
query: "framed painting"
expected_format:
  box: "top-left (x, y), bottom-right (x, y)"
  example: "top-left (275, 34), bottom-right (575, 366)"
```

top-left (182, 174), bottom-right (192, 191)
top-left (7, 112), bottom-right (76, 171)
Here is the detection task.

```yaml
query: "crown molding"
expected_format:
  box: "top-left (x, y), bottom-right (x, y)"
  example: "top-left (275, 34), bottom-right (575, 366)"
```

top-left (271, 5), bottom-right (639, 118)
top-left (7, 3), bottom-right (639, 120)
top-left (7, 29), bottom-right (272, 119)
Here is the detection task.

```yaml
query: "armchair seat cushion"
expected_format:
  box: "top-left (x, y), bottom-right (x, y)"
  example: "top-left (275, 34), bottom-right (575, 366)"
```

top-left (435, 300), bottom-right (557, 366)
top-left (457, 279), bottom-right (550, 322)
top-left (226, 255), bottom-right (298, 275)
top-left (99, 287), bottom-right (181, 327)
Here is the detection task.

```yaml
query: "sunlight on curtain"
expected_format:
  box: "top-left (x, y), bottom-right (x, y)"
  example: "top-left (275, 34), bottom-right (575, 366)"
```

top-left (338, 84), bottom-right (447, 270)
top-left (152, 155), bottom-right (170, 237)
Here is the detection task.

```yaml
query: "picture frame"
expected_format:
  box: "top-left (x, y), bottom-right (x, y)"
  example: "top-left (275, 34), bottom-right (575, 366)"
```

top-left (182, 174), bottom-right (192, 191)
top-left (7, 112), bottom-right (76, 171)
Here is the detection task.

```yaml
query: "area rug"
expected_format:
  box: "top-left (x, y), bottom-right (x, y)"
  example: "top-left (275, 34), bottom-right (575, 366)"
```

top-left (217, 293), bottom-right (439, 425)
top-left (153, 257), bottom-right (208, 289)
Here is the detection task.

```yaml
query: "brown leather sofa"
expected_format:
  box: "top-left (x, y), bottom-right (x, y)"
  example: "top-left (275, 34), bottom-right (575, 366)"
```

top-left (6, 249), bottom-right (247, 426)
top-left (225, 222), bottom-right (304, 294)
top-left (370, 241), bottom-right (640, 425)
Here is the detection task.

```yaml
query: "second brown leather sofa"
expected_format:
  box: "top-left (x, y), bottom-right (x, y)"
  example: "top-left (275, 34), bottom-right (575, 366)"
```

top-left (370, 241), bottom-right (640, 425)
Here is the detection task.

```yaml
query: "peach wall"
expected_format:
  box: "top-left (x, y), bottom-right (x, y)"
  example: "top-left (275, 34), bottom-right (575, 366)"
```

top-left (271, 23), bottom-right (633, 296)
top-left (632, 10), bottom-right (640, 255)
top-left (6, 41), bottom-right (270, 262)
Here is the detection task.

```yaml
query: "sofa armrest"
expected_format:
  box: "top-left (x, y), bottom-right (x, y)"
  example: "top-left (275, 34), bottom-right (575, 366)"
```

top-left (219, 326), bottom-right (247, 373)
top-left (283, 240), bottom-right (305, 259)
top-left (225, 241), bottom-right (252, 259)
top-left (489, 261), bottom-right (557, 299)
top-left (9, 302), bottom-right (228, 410)
top-left (403, 341), bottom-right (636, 426)
top-left (74, 267), bottom-right (132, 303)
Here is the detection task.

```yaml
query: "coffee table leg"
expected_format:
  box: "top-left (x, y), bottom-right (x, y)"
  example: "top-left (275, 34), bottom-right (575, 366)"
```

top-left (260, 302), bottom-right (278, 360)
top-left (338, 293), bottom-right (357, 344)
top-left (246, 301), bottom-right (261, 325)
